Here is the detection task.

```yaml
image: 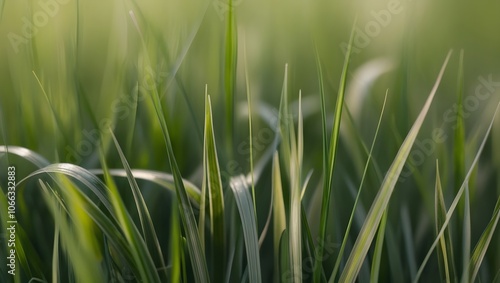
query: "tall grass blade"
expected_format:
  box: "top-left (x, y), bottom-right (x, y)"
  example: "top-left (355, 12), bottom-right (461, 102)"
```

top-left (224, 0), bottom-right (237, 158)
top-left (313, 19), bottom-right (357, 283)
top-left (468, 192), bottom-right (500, 282)
top-left (109, 131), bottom-right (168, 280)
top-left (229, 175), bottom-right (262, 283)
top-left (435, 160), bottom-right (456, 283)
top-left (204, 92), bottom-right (226, 282)
top-left (273, 152), bottom-right (286, 282)
top-left (339, 50), bottom-right (453, 283)
top-left (330, 91), bottom-right (388, 282)
top-left (413, 102), bottom-right (500, 283)
top-left (145, 36), bottom-right (210, 281)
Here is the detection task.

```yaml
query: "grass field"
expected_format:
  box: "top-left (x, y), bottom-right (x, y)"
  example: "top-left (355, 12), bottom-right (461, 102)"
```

top-left (1, 0), bottom-right (500, 282)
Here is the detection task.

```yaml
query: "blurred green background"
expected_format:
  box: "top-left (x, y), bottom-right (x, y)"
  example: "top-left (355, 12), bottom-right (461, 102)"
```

top-left (1, 0), bottom-right (500, 282)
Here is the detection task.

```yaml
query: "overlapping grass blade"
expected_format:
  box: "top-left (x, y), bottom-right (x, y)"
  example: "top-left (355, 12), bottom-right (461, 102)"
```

top-left (330, 91), bottom-right (388, 282)
top-left (435, 160), bottom-right (456, 283)
top-left (413, 102), bottom-right (500, 282)
top-left (467, 191), bottom-right (500, 282)
top-left (88, 168), bottom-right (201, 204)
top-left (313, 19), bottom-right (357, 283)
top-left (229, 175), bottom-right (262, 283)
top-left (18, 164), bottom-right (155, 281)
top-left (339, 50), bottom-right (453, 283)
top-left (203, 91), bottom-right (225, 282)
top-left (109, 131), bottom-right (168, 280)
top-left (147, 48), bottom-right (210, 282)
top-left (39, 180), bottom-right (105, 283)
top-left (272, 152), bottom-right (286, 282)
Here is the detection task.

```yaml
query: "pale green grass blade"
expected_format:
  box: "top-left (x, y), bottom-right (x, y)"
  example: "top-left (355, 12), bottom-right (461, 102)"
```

top-left (88, 168), bottom-right (201, 204)
top-left (279, 230), bottom-right (291, 282)
top-left (272, 152), bottom-right (286, 282)
top-left (370, 211), bottom-right (387, 283)
top-left (244, 38), bottom-right (257, 219)
top-left (204, 93), bottom-right (226, 282)
top-left (314, 19), bottom-right (357, 283)
top-left (19, 164), bottom-right (155, 281)
top-left (229, 175), bottom-right (262, 283)
top-left (0, 146), bottom-right (50, 168)
top-left (289, 92), bottom-right (303, 283)
top-left (330, 90), bottom-right (388, 282)
top-left (339, 50), bottom-right (453, 283)
top-left (109, 131), bottom-right (168, 280)
top-left (224, 0), bottom-right (237, 158)
top-left (39, 180), bottom-right (105, 283)
top-left (468, 192), bottom-right (500, 282)
top-left (413, 102), bottom-right (500, 283)
top-left (99, 154), bottom-right (161, 283)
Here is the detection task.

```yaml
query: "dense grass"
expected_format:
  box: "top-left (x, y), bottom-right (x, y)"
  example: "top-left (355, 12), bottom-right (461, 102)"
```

top-left (1, 0), bottom-right (500, 282)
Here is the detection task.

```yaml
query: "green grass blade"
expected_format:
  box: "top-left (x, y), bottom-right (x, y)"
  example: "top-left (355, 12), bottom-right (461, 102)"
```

top-left (370, 211), bottom-right (387, 283)
top-left (330, 90), bottom-right (388, 282)
top-left (170, 201), bottom-right (182, 283)
top-left (204, 92), bottom-right (226, 282)
top-left (435, 160), bottom-right (455, 283)
top-left (99, 154), bottom-right (162, 283)
top-left (413, 102), bottom-right (500, 283)
top-left (339, 50), bottom-right (453, 283)
top-left (468, 191), bottom-right (500, 282)
top-left (244, 38), bottom-right (257, 220)
top-left (142, 39), bottom-right (210, 281)
top-left (288, 92), bottom-right (303, 283)
top-left (88, 168), bottom-right (201, 204)
top-left (224, 0), bottom-right (237, 158)
top-left (229, 175), bottom-right (262, 283)
top-left (109, 131), bottom-right (168, 280)
top-left (272, 152), bottom-right (287, 282)
top-left (454, 50), bottom-right (468, 278)
top-left (313, 19), bottom-right (357, 283)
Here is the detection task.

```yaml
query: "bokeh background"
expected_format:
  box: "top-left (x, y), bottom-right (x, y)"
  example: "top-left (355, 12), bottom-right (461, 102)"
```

top-left (1, 0), bottom-right (500, 282)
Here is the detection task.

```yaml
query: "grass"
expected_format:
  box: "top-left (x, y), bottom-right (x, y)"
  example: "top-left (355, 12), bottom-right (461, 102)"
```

top-left (1, 0), bottom-right (500, 282)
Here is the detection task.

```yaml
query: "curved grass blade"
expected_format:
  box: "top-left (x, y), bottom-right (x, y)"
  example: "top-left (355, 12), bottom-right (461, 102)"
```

top-left (413, 102), bottom-right (500, 283)
top-left (313, 18), bottom-right (357, 283)
top-left (339, 50), bottom-right (453, 283)
top-left (370, 211), bottom-right (387, 283)
top-left (204, 92), bottom-right (226, 282)
top-left (109, 131), bottom-right (168, 280)
top-left (40, 181), bottom-right (105, 283)
top-left (229, 175), bottom-right (262, 283)
top-left (87, 168), bottom-right (201, 204)
top-left (0, 145), bottom-right (50, 168)
top-left (18, 164), bottom-right (155, 281)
